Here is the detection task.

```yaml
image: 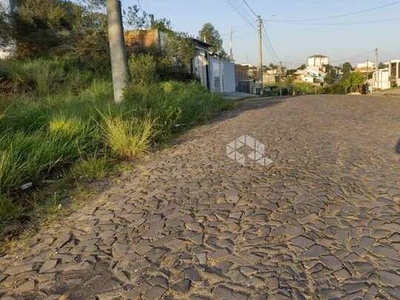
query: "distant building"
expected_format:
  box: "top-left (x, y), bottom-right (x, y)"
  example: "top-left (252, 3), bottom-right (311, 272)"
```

top-left (125, 29), bottom-right (236, 93)
top-left (263, 69), bottom-right (278, 85)
top-left (235, 64), bottom-right (253, 93)
top-left (372, 60), bottom-right (400, 90)
top-left (295, 65), bottom-right (326, 85)
top-left (357, 61), bottom-right (375, 70)
top-left (389, 60), bottom-right (400, 87)
top-left (356, 61), bottom-right (375, 76)
top-left (373, 68), bottom-right (390, 90)
top-left (307, 55), bottom-right (329, 68)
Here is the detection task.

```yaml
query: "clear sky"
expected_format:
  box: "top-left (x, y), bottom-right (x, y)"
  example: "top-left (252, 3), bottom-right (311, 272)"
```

top-left (123, 0), bottom-right (400, 68)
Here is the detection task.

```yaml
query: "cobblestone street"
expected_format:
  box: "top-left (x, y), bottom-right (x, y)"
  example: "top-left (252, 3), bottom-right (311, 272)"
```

top-left (1, 95), bottom-right (400, 299)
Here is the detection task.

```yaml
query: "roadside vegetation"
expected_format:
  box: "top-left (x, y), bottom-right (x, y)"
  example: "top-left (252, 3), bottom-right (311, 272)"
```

top-left (0, 1), bottom-right (227, 235)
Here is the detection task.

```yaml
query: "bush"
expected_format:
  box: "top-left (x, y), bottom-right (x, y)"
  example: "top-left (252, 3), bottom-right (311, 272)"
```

top-left (0, 76), bottom-right (224, 226)
top-left (123, 81), bottom-right (223, 140)
top-left (1, 58), bottom-right (110, 97)
top-left (103, 116), bottom-right (154, 159)
top-left (128, 54), bottom-right (156, 85)
top-left (71, 156), bottom-right (109, 182)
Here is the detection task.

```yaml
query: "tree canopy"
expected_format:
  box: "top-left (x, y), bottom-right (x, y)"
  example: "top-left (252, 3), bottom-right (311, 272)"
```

top-left (198, 22), bottom-right (227, 58)
top-left (0, 0), bottom-right (109, 59)
top-left (343, 71), bottom-right (364, 93)
top-left (342, 62), bottom-right (352, 76)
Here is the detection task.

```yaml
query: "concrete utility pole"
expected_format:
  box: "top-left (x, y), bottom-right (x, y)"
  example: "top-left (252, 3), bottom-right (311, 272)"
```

top-left (230, 26), bottom-right (234, 61)
top-left (279, 61), bottom-right (283, 96)
top-left (374, 48), bottom-right (379, 91)
top-left (106, 0), bottom-right (128, 103)
top-left (257, 16), bottom-right (263, 94)
top-left (366, 59), bottom-right (369, 89)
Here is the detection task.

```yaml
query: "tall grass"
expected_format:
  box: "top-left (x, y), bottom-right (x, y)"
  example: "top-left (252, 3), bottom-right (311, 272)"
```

top-left (104, 117), bottom-right (154, 159)
top-left (0, 61), bottom-right (225, 227)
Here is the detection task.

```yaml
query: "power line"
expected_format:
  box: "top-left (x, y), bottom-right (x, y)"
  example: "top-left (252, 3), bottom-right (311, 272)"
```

top-left (264, 1), bottom-right (400, 23)
top-left (231, 0), bottom-right (256, 27)
top-left (241, 0), bottom-right (258, 18)
top-left (224, 0), bottom-right (256, 30)
top-left (265, 16), bottom-right (400, 26)
top-left (220, 24), bottom-right (251, 37)
top-left (232, 30), bottom-right (256, 39)
top-left (262, 22), bottom-right (280, 63)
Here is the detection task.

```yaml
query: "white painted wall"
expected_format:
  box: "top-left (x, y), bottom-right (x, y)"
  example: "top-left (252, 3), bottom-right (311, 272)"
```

top-left (357, 61), bottom-right (375, 69)
top-left (308, 56), bottom-right (329, 67)
top-left (209, 56), bottom-right (223, 92)
top-left (193, 53), bottom-right (208, 89)
top-left (389, 60), bottom-right (400, 86)
top-left (373, 69), bottom-right (390, 90)
top-left (222, 61), bottom-right (236, 93)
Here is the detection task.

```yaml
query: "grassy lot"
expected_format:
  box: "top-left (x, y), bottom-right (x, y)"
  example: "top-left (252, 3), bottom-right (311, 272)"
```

top-left (0, 58), bottom-right (227, 234)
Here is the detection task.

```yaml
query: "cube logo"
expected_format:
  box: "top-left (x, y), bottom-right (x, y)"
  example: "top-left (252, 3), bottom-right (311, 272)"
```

top-left (226, 135), bottom-right (273, 166)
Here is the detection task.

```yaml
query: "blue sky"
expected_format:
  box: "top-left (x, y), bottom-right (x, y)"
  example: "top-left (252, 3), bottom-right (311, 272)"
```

top-left (129, 0), bottom-right (400, 68)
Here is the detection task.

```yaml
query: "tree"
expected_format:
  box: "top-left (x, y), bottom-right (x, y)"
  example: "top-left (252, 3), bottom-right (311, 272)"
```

top-left (0, 0), bottom-right (110, 59)
top-left (293, 82), bottom-right (314, 95)
top-left (378, 62), bottom-right (387, 69)
top-left (343, 71), bottom-right (364, 93)
top-left (198, 23), bottom-right (227, 58)
top-left (106, 0), bottom-right (128, 103)
top-left (298, 64), bottom-right (307, 70)
top-left (342, 62), bottom-right (352, 76)
top-left (124, 4), bottom-right (171, 30)
top-left (324, 64), bottom-right (338, 85)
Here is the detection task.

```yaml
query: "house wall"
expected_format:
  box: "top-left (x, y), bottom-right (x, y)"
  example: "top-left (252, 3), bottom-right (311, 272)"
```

top-left (235, 65), bottom-right (250, 83)
top-left (389, 60), bottom-right (400, 86)
top-left (263, 73), bottom-right (276, 85)
top-left (302, 76), bottom-right (314, 83)
top-left (125, 29), bottom-right (160, 49)
top-left (308, 56), bottom-right (329, 67)
top-left (209, 56), bottom-right (223, 92)
top-left (193, 52), bottom-right (208, 89)
top-left (208, 57), bottom-right (236, 93)
top-left (223, 61), bottom-right (236, 93)
top-left (373, 69), bottom-right (390, 90)
top-left (357, 61), bottom-right (375, 69)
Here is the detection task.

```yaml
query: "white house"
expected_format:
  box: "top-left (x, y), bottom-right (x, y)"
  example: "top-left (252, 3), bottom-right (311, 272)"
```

top-left (307, 55), bottom-right (329, 68)
top-left (373, 68), bottom-right (390, 90)
top-left (208, 56), bottom-right (235, 93)
top-left (296, 65), bottom-right (326, 84)
top-left (389, 60), bottom-right (400, 87)
top-left (372, 60), bottom-right (400, 89)
top-left (192, 39), bottom-right (236, 93)
top-left (357, 61), bottom-right (375, 70)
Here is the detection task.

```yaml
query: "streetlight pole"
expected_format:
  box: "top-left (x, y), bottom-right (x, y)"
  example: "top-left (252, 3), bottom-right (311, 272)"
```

top-left (257, 15), bottom-right (263, 95)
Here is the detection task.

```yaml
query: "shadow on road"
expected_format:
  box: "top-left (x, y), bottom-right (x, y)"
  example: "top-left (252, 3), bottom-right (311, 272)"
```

top-left (213, 96), bottom-right (291, 124)
top-left (396, 138), bottom-right (400, 154)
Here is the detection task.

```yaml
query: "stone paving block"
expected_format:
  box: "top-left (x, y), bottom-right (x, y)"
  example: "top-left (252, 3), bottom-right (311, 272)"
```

top-left (2, 96), bottom-right (400, 299)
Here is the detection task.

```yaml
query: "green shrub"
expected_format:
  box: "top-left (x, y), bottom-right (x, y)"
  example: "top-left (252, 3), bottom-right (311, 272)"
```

top-left (128, 54), bottom-right (157, 85)
top-left (1, 58), bottom-right (110, 97)
top-left (123, 81), bottom-right (223, 140)
top-left (0, 195), bottom-right (23, 226)
top-left (103, 116), bottom-right (154, 159)
top-left (72, 156), bottom-right (109, 181)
